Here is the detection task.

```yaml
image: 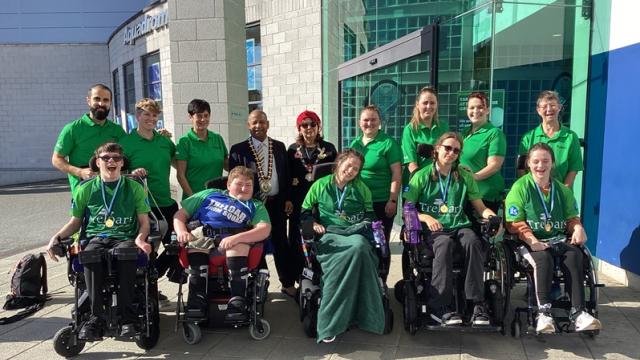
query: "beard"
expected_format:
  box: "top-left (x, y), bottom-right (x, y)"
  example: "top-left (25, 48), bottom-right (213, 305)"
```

top-left (91, 105), bottom-right (110, 121)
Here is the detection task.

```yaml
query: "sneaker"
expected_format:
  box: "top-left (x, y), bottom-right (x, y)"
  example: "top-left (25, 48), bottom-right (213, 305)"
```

top-left (158, 291), bottom-right (169, 301)
top-left (430, 307), bottom-right (462, 326)
top-left (573, 310), bottom-right (602, 332)
top-left (471, 304), bottom-right (491, 326)
top-left (78, 316), bottom-right (104, 341)
top-left (120, 323), bottom-right (137, 337)
top-left (536, 305), bottom-right (556, 334)
top-left (225, 296), bottom-right (247, 322)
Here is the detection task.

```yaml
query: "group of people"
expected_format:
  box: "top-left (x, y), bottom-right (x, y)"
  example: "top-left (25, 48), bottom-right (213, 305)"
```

top-left (44, 82), bottom-right (599, 343)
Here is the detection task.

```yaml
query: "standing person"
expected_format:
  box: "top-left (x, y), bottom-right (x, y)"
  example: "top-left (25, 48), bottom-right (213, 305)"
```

top-left (287, 110), bottom-right (337, 286)
top-left (350, 105), bottom-right (402, 282)
top-left (46, 142), bottom-right (151, 339)
top-left (52, 84), bottom-right (126, 195)
top-left (119, 98), bottom-right (179, 291)
top-left (401, 87), bottom-right (449, 179)
top-left (229, 110), bottom-right (295, 297)
top-left (403, 132), bottom-right (498, 326)
top-left (460, 91), bottom-right (507, 212)
top-left (505, 143), bottom-right (601, 333)
top-left (176, 99), bottom-right (229, 199)
top-left (518, 90), bottom-right (583, 188)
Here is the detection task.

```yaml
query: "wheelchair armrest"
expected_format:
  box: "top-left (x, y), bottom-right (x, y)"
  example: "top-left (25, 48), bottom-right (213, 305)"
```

top-left (78, 249), bottom-right (104, 264)
top-left (110, 247), bottom-right (139, 261)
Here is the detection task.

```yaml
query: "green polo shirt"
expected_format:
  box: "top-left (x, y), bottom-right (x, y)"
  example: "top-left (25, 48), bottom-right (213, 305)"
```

top-left (175, 129), bottom-right (228, 199)
top-left (302, 175), bottom-right (374, 227)
top-left (403, 163), bottom-right (481, 230)
top-left (460, 122), bottom-right (507, 202)
top-left (71, 176), bottom-right (150, 241)
top-left (401, 120), bottom-right (449, 186)
top-left (54, 114), bottom-right (126, 194)
top-left (119, 130), bottom-right (176, 207)
top-left (349, 132), bottom-right (402, 202)
top-left (181, 189), bottom-right (270, 225)
top-left (505, 173), bottom-right (579, 241)
top-left (518, 124), bottom-right (583, 182)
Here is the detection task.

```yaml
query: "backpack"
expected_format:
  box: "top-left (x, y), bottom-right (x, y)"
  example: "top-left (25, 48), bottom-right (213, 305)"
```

top-left (1, 253), bottom-right (48, 324)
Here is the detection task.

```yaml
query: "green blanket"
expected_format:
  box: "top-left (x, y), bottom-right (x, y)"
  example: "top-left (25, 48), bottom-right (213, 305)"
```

top-left (315, 222), bottom-right (385, 341)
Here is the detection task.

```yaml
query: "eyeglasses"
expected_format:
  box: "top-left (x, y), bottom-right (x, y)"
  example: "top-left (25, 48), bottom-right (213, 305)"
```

top-left (300, 122), bottom-right (317, 129)
top-left (441, 145), bottom-right (461, 155)
top-left (98, 155), bottom-right (123, 162)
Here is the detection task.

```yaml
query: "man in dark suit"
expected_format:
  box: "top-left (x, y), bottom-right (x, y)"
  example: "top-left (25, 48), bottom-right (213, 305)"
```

top-left (229, 110), bottom-right (297, 297)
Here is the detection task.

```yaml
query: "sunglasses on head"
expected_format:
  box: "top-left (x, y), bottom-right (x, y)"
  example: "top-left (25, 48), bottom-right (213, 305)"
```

top-left (300, 122), bottom-right (317, 129)
top-left (441, 145), bottom-right (461, 155)
top-left (99, 155), bottom-right (123, 162)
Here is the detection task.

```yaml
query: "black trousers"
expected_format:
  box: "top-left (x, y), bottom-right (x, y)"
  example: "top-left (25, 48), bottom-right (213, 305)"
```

top-left (521, 242), bottom-right (584, 308)
top-left (261, 195), bottom-right (297, 288)
top-left (151, 202), bottom-right (179, 278)
top-left (287, 199), bottom-right (307, 286)
top-left (372, 201), bottom-right (394, 283)
top-left (428, 228), bottom-right (486, 309)
top-left (83, 238), bottom-right (138, 323)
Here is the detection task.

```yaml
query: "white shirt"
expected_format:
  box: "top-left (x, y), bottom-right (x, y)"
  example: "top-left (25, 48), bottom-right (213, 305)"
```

top-left (251, 136), bottom-right (279, 196)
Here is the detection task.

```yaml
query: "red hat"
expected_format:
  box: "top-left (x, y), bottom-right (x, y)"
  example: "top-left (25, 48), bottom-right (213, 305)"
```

top-left (296, 110), bottom-right (321, 128)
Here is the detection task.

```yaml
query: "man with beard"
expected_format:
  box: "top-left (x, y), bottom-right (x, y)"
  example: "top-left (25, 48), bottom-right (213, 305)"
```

top-left (52, 84), bottom-right (126, 195)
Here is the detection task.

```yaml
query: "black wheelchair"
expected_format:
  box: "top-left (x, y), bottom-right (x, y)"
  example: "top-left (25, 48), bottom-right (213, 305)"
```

top-left (395, 214), bottom-right (509, 334)
top-left (505, 234), bottom-right (603, 338)
top-left (51, 178), bottom-right (166, 357)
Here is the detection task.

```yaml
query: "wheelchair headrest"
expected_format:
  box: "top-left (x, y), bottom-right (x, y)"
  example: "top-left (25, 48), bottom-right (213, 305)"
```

top-left (312, 162), bottom-right (335, 181)
top-left (206, 176), bottom-right (228, 190)
top-left (88, 154), bottom-right (130, 172)
top-left (416, 143), bottom-right (434, 159)
top-left (516, 154), bottom-right (527, 171)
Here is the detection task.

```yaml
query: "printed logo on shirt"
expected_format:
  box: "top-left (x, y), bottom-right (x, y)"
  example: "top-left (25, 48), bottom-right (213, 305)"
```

top-left (95, 214), bottom-right (135, 225)
top-left (205, 198), bottom-right (249, 224)
top-left (508, 205), bottom-right (519, 217)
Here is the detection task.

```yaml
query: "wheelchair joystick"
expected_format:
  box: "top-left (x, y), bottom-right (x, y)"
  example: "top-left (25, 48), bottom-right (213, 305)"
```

top-left (403, 202), bottom-right (421, 245)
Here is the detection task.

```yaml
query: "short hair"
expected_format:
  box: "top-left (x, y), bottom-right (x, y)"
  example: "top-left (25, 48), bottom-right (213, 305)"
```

top-left (248, 109), bottom-right (268, 121)
top-left (88, 83), bottom-right (113, 99)
top-left (468, 91), bottom-right (488, 108)
top-left (94, 142), bottom-right (123, 156)
top-left (228, 166), bottom-right (255, 184)
top-left (333, 148), bottom-right (365, 176)
top-left (135, 98), bottom-right (162, 115)
top-left (187, 99), bottom-right (211, 115)
top-left (536, 90), bottom-right (561, 107)
top-left (360, 105), bottom-right (381, 120)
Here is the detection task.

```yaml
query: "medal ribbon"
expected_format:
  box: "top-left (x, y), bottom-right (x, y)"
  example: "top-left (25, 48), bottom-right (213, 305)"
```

top-left (436, 166), bottom-right (452, 205)
top-left (335, 184), bottom-right (349, 213)
top-left (534, 181), bottom-right (555, 223)
top-left (100, 176), bottom-right (123, 220)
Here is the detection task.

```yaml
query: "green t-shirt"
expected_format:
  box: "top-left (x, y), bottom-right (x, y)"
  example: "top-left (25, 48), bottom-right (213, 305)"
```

top-left (401, 120), bottom-right (449, 186)
top-left (505, 173), bottom-right (579, 241)
top-left (175, 129), bottom-right (228, 199)
top-left (71, 176), bottom-right (151, 241)
top-left (403, 163), bottom-right (481, 230)
top-left (302, 175), bottom-right (374, 227)
top-left (120, 130), bottom-right (176, 207)
top-left (54, 114), bottom-right (126, 194)
top-left (460, 122), bottom-right (507, 202)
top-left (180, 189), bottom-right (270, 226)
top-left (349, 131), bottom-right (402, 202)
top-left (518, 124), bottom-right (583, 183)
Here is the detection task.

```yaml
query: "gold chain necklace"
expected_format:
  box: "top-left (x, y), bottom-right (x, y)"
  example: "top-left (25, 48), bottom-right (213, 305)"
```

top-left (248, 137), bottom-right (273, 194)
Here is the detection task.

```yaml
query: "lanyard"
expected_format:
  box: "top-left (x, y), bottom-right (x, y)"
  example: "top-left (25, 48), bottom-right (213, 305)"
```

top-left (436, 166), bottom-right (452, 205)
top-left (335, 184), bottom-right (349, 212)
top-left (100, 176), bottom-right (123, 219)
top-left (534, 181), bottom-right (555, 222)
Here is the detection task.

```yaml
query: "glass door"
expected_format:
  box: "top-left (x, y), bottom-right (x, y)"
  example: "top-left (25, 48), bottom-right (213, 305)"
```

top-left (337, 25), bottom-right (437, 148)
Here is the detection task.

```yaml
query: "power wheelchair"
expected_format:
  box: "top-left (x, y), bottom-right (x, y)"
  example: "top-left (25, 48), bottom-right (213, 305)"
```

top-left (171, 176), bottom-right (271, 345)
top-left (51, 176), bottom-right (166, 357)
top-left (296, 163), bottom-right (394, 338)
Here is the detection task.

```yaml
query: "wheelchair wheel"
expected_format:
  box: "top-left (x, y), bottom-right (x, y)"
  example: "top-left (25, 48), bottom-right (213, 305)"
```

top-left (53, 325), bottom-right (86, 357)
top-left (394, 279), bottom-right (405, 304)
top-left (403, 281), bottom-right (418, 334)
top-left (302, 311), bottom-right (318, 338)
top-left (249, 318), bottom-right (271, 340)
top-left (383, 306), bottom-right (394, 334)
top-left (135, 306), bottom-right (160, 349)
top-left (182, 323), bottom-right (202, 345)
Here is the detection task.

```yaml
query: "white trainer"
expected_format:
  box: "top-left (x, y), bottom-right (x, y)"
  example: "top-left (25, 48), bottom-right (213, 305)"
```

top-left (536, 311), bottom-right (556, 334)
top-left (574, 311), bottom-right (602, 332)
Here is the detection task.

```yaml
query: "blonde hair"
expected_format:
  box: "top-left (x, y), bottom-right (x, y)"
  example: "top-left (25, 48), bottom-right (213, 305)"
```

top-left (228, 166), bottom-right (255, 184)
top-left (135, 98), bottom-right (162, 115)
top-left (410, 87), bottom-right (439, 130)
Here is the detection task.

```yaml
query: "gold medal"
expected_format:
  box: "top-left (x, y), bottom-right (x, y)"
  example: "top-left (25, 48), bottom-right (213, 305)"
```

top-left (259, 179), bottom-right (272, 194)
top-left (440, 204), bottom-right (449, 214)
top-left (544, 222), bottom-right (552, 232)
top-left (305, 173), bottom-right (314, 182)
top-left (339, 211), bottom-right (347, 220)
top-left (105, 217), bottom-right (114, 228)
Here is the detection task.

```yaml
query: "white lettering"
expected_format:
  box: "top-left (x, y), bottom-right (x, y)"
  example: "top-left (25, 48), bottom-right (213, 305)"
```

top-left (123, 9), bottom-right (169, 45)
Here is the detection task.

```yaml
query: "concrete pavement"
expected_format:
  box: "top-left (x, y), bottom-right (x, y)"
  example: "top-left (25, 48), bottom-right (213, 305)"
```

top-left (1, 235), bottom-right (640, 360)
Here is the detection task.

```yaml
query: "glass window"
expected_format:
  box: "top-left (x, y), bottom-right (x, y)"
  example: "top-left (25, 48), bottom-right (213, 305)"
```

top-left (142, 52), bottom-right (163, 128)
top-left (123, 61), bottom-right (136, 133)
top-left (112, 68), bottom-right (121, 126)
top-left (246, 23), bottom-right (262, 111)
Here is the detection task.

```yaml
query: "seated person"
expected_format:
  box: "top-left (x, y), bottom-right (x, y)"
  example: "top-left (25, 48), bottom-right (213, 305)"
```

top-left (46, 142), bottom-right (152, 340)
top-left (173, 166), bottom-right (271, 320)
top-left (505, 142), bottom-right (601, 333)
top-left (301, 149), bottom-right (385, 343)
top-left (403, 132), bottom-right (498, 326)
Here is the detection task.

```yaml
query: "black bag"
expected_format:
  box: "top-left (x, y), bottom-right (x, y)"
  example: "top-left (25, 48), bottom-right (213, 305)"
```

top-left (1, 253), bottom-right (48, 324)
